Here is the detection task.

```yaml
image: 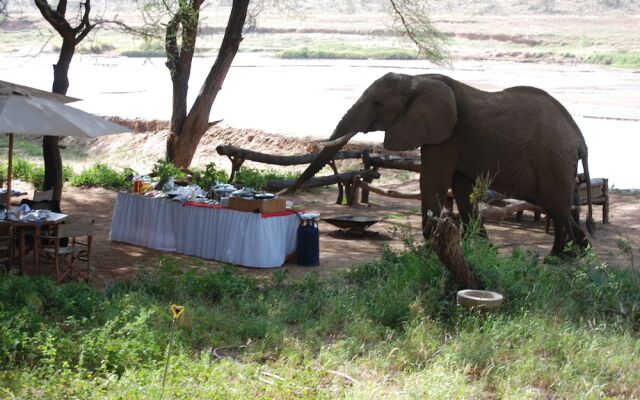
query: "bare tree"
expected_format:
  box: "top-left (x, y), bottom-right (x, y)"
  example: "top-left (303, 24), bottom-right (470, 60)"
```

top-left (34, 0), bottom-right (97, 203)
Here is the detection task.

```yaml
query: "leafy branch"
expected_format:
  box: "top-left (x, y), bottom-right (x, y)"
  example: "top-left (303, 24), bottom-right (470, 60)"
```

top-left (388, 0), bottom-right (450, 65)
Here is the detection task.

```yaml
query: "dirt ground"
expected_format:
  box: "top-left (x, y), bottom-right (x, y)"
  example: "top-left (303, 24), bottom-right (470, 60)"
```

top-left (11, 180), bottom-right (639, 288)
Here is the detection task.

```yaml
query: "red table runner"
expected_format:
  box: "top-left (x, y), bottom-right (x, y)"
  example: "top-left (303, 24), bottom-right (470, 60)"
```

top-left (183, 201), bottom-right (303, 219)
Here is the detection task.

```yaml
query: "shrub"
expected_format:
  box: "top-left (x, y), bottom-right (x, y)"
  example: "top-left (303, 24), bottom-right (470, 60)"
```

top-left (11, 157), bottom-right (45, 189)
top-left (69, 163), bottom-right (129, 189)
top-left (151, 160), bottom-right (186, 182)
top-left (234, 166), bottom-right (298, 190)
top-left (0, 158), bottom-right (75, 190)
top-left (133, 257), bottom-right (256, 303)
top-left (192, 162), bottom-right (229, 189)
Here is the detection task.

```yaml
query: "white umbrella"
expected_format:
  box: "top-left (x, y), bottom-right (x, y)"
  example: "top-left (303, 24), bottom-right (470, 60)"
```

top-left (0, 81), bottom-right (130, 207)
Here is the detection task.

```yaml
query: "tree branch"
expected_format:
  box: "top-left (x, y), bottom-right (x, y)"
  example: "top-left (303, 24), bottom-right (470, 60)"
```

top-left (73, 0), bottom-right (92, 34)
top-left (101, 19), bottom-right (160, 40)
top-left (165, 12), bottom-right (181, 77)
top-left (56, 0), bottom-right (68, 15)
top-left (34, 0), bottom-right (73, 36)
top-left (75, 23), bottom-right (95, 44)
top-left (388, 0), bottom-right (449, 64)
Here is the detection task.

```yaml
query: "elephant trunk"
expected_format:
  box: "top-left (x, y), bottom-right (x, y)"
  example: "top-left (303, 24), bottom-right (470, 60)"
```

top-left (286, 105), bottom-right (362, 193)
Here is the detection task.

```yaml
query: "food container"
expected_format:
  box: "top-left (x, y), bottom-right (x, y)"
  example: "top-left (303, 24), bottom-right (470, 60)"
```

top-left (213, 187), bottom-right (235, 201)
top-left (132, 176), bottom-right (142, 193)
top-left (228, 197), bottom-right (286, 213)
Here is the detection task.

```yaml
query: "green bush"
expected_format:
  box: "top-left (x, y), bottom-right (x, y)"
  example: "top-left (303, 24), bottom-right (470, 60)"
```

top-left (192, 162), bottom-right (229, 189)
top-left (0, 158), bottom-right (76, 190)
top-left (151, 160), bottom-right (186, 182)
top-left (0, 275), bottom-right (165, 375)
top-left (11, 158), bottom-right (45, 189)
top-left (585, 51), bottom-right (640, 68)
top-left (234, 166), bottom-right (298, 190)
top-left (69, 163), bottom-right (130, 189)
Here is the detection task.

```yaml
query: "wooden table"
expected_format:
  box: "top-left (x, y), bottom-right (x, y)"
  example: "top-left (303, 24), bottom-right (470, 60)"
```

top-left (0, 216), bottom-right (67, 274)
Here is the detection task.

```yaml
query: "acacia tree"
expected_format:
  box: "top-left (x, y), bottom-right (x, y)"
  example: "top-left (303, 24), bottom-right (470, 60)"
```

top-left (34, 0), bottom-right (96, 203)
top-left (148, 0), bottom-right (446, 168)
top-left (163, 0), bottom-right (250, 167)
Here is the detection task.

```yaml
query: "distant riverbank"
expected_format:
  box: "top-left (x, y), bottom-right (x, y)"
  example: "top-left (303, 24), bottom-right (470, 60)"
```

top-left (1, 54), bottom-right (638, 188)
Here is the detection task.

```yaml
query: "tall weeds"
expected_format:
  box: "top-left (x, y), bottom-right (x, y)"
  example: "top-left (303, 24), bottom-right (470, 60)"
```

top-left (1, 237), bottom-right (639, 398)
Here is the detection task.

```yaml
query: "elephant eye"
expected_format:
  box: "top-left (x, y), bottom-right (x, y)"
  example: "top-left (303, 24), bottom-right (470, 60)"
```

top-left (372, 100), bottom-right (383, 108)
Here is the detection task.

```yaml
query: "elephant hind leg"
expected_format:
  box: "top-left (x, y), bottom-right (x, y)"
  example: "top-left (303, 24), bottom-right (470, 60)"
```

top-left (548, 212), bottom-right (581, 257)
top-left (570, 185), bottom-right (590, 250)
top-left (549, 214), bottom-right (568, 256)
top-left (570, 218), bottom-right (590, 250)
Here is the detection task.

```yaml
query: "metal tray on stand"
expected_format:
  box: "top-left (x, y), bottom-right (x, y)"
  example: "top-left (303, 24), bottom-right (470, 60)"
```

top-left (322, 215), bottom-right (382, 237)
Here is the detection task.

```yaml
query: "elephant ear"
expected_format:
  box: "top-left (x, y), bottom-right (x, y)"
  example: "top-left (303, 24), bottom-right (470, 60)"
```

top-left (384, 78), bottom-right (457, 151)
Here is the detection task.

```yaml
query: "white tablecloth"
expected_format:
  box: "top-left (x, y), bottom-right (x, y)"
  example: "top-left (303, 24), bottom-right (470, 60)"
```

top-left (109, 193), bottom-right (300, 268)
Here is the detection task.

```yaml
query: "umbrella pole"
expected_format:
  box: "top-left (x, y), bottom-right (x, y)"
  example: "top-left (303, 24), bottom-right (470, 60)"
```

top-left (5, 133), bottom-right (13, 209)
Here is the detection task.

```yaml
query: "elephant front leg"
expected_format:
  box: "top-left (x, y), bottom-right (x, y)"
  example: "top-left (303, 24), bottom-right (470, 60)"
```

top-left (420, 145), bottom-right (458, 239)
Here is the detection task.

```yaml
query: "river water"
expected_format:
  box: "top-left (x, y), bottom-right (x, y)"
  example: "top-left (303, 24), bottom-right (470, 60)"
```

top-left (1, 54), bottom-right (638, 188)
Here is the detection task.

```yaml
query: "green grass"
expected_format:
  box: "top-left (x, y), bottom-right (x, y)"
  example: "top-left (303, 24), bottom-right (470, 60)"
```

top-left (120, 41), bottom-right (166, 58)
top-left (1, 234), bottom-right (639, 398)
top-left (385, 212), bottom-right (406, 220)
top-left (584, 51), bottom-right (640, 68)
top-left (277, 43), bottom-right (417, 60)
top-left (0, 136), bottom-right (42, 157)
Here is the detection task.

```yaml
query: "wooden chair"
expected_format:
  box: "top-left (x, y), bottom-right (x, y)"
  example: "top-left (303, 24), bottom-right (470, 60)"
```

top-left (21, 191), bottom-right (60, 214)
top-left (578, 177), bottom-right (609, 224)
top-left (40, 220), bottom-right (94, 283)
top-left (544, 176), bottom-right (609, 233)
top-left (33, 190), bottom-right (54, 202)
top-left (0, 225), bottom-right (14, 272)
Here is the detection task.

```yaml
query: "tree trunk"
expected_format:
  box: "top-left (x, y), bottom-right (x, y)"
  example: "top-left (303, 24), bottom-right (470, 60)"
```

top-left (431, 216), bottom-right (481, 289)
top-left (166, 0), bottom-right (250, 168)
top-left (35, 0), bottom-right (94, 205)
top-left (44, 36), bottom-right (75, 203)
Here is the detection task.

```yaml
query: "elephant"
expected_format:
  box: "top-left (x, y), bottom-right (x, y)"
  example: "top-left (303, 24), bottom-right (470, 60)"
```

top-left (286, 73), bottom-right (594, 256)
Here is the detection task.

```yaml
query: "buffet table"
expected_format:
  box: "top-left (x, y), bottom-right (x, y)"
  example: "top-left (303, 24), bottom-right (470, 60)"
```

top-left (109, 192), bottom-right (300, 268)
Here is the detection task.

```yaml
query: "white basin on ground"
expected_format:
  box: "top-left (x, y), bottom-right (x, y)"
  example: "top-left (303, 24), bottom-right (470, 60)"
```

top-left (457, 289), bottom-right (504, 310)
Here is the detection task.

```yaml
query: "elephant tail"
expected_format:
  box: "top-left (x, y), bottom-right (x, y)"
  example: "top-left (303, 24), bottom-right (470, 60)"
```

top-left (581, 153), bottom-right (595, 236)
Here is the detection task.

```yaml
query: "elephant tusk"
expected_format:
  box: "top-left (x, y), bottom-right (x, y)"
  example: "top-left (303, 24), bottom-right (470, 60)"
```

top-left (315, 131), bottom-right (359, 148)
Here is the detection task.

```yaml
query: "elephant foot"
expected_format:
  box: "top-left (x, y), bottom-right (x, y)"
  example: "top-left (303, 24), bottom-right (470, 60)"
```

top-left (544, 244), bottom-right (585, 264)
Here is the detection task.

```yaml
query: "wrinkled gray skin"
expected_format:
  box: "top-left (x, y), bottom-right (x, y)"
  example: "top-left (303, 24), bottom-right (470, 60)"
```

top-left (288, 73), bottom-right (594, 256)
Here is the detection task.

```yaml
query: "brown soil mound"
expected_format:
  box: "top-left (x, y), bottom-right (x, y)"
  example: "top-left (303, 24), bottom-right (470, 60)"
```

top-left (65, 118), bottom-right (418, 175)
